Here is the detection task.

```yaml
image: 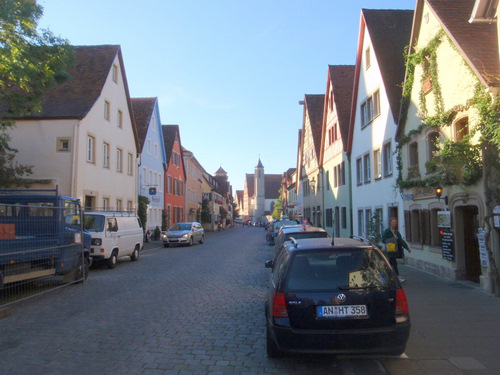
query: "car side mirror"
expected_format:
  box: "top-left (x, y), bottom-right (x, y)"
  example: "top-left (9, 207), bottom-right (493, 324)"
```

top-left (265, 259), bottom-right (273, 269)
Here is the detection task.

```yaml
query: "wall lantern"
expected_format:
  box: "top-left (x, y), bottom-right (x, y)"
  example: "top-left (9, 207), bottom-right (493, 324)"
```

top-left (310, 177), bottom-right (316, 192)
top-left (435, 185), bottom-right (448, 205)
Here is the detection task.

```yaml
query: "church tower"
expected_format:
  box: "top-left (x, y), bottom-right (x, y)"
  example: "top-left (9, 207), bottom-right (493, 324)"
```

top-left (254, 158), bottom-right (265, 221)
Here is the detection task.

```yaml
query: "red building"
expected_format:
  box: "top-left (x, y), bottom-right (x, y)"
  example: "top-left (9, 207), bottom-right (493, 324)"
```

top-left (162, 125), bottom-right (186, 228)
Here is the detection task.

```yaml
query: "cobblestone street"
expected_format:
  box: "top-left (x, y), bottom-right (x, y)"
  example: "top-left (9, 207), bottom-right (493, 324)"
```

top-left (1, 226), bottom-right (500, 374)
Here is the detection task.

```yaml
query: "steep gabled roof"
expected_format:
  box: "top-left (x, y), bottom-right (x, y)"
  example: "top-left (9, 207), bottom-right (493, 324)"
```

top-left (264, 174), bottom-right (282, 199)
top-left (162, 125), bottom-right (185, 179)
top-left (11, 45), bottom-right (120, 119)
top-left (245, 173), bottom-right (255, 198)
top-left (4, 44), bottom-right (140, 153)
top-left (131, 97), bottom-right (156, 150)
top-left (329, 65), bottom-right (355, 148)
top-left (304, 94), bottom-right (325, 162)
top-left (416, 0), bottom-right (499, 87)
top-left (363, 9), bottom-right (414, 124)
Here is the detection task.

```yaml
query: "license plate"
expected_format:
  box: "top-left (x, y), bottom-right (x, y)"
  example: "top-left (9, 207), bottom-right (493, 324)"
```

top-left (317, 305), bottom-right (367, 318)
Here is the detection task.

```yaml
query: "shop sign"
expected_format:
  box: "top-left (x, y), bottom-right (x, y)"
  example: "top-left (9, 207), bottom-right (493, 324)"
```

top-left (477, 228), bottom-right (489, 268)
top-left (441, 230), bottom-right (454, 261)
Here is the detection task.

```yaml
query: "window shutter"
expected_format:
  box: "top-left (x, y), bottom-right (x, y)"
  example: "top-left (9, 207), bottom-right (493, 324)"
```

top-left (422, 209), bottom-right (431, 245)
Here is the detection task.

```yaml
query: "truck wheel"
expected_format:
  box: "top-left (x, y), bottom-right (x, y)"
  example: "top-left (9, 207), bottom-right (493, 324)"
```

top-left (76, 256), bottom-right (90, 282)
top-left (130, 246), bottom-right (140, 262)
top-left (107, 251), bottom-right (118, 269)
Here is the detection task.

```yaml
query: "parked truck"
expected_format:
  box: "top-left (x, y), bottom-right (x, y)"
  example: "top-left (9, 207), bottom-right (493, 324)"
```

top-left (0, 188), bottom-right (91, 289)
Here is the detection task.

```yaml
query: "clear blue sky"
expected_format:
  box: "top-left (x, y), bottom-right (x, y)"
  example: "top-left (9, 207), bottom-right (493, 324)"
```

top-left (39, 0), bottom-right (415, 193)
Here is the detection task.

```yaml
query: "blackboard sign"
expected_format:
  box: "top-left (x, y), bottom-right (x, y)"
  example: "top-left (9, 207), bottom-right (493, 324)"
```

top-left (441, 231), bottom-right (454, 261)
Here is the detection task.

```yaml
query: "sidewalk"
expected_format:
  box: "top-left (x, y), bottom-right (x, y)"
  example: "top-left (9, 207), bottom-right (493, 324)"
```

top-left (388, 264), bottom-right (500, 375)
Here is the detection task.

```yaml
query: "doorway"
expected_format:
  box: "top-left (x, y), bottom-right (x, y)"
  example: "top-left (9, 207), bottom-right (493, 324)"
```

top-left (460, 206), bottom-right (481, 283)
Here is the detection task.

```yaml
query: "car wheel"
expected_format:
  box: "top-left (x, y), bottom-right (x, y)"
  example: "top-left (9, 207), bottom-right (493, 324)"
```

top-left (130, 246), bottom-right (140, 262)
top-left (107, 251), bottom-right (118, 269)
top-left (266, 324), bottom-right (282, 358)
top-left (188, 237), bottom-right (193, 246)
top-left (199, 235), bottom-right (204, 244)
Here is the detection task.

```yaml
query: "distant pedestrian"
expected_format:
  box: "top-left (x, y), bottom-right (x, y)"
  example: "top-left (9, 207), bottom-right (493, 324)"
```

top-left (381, 217), bottom-right (411, 283)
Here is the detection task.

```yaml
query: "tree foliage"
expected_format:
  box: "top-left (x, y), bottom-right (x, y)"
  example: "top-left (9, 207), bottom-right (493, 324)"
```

top-left (0, 0), bottom-right (74, 187)
top-left (137, 195), bottom-right (149, 233)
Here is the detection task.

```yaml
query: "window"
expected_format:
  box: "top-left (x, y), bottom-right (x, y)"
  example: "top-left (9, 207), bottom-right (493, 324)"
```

top-left (365, 46), bottom-right (371, 69)
top-left (116, 148), bottom-right (123, 172)
top-left (383, 142), bottom-right (393, 176)
top-left (430, 208), bottom-right (442, 246)
top-left (103, 197), bottom-right (109, 210)
top-left (410, 209), bottom-right (422, 243)
top-left (103, 142), bottom-right (110, 168)
top-left (408, 141), bottom-right (419, 178)
top-left (356, 157), bottom-right (363, 185)
top-left (333, 166), bottom-right (338, 188)
top-left (335, 207), bottom-right (340, 237)
top-left (455, 117), bottom-right (469, 142)
top-left (127, 153), bottom-right (133, 175)
top-left (341, 207), bottom-right (347, 229)
top-left (365, 209), bottom-right (372, 238)
top-left (154, 144), bottom-right (158, 158)
top-left (363, 153), bottom-right (371, 183)
top-left (104, 101), bottom-right (110, 121)
top-left (360, 90), bottom-right (380, 127)
top-left (358, 210), bottom-right (364, 236)
top-left (112, 64), bottom-right (118, 83)
top-left (373, 149), bottom-right (381, 180)
top-left (426, 132), bottom-right (440, 174)
top-left (127, 201), bottom-right (133, 212)
top-left (87, 135), bottom-right (95, 163)
top-left (117, 110), bottom-right (123, 128)
top-left (167, 175), bottom-right (172, 194)
top-left (375, 208), bottom-right (384, 239)
top-left (172, 151), bottom-right (181, 167)
top-left (326, 208), bottom-right (333, 227)
top-left (116, 199), bottom-right (122, 211)
top-left (340, 161), bottom-right (345, 186)
top-left (326, 170), bottom-right (330, 191)
top-left (57, 138), bottom-right (70, 152)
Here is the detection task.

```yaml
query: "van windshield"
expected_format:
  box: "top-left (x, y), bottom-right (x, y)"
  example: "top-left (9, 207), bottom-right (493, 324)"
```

top-left (84, 215), bottom-right (105, 232)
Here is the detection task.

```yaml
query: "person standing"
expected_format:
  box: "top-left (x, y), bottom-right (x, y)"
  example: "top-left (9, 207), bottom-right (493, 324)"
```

top-left (381, 217), bottom-right (411, 282)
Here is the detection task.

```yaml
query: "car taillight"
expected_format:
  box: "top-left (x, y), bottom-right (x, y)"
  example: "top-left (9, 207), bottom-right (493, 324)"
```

top-left (395, 288), bottom-right (409, 323)
top-left (272, 292), bottom-right (288, 318)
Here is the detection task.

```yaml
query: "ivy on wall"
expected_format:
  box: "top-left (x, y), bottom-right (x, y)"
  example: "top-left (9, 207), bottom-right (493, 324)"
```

top-left (395, 29), bottom-right (498, 191)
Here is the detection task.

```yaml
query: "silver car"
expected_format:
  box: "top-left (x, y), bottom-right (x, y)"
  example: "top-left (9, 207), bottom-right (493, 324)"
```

top-left (162, 222), bottom-right (205, 247)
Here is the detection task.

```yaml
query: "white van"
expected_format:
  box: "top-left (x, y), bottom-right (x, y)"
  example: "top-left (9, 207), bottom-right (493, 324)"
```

top-left (83, 211), bottom-right (143, 269)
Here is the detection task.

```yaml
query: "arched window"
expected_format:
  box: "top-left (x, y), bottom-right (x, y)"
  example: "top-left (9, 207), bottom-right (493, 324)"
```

top-left (454, 117), bottom-right (469, 142)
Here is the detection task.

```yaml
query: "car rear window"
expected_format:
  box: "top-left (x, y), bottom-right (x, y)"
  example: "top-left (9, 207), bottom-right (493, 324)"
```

top-left (285, 249), bottom-right (395, 292)
top-left (286, 232), bottom-right (328, 241)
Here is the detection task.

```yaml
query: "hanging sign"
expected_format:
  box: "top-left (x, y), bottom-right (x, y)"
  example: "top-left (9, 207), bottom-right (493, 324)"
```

top-left (477, 228), bottom-right (489, 268)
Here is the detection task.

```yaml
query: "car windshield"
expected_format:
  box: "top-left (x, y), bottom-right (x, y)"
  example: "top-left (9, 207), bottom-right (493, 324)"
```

top-left (170, 223), bottom-right (191, 231)
top-left (83, 215), bottom-right (105, 232)
top-left (285, 249), bottom-right (395, 292)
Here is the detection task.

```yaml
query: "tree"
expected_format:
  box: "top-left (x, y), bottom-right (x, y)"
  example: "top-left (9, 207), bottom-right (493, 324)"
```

top-left (272, 189), bottom-right (284, 220)
top-left (137, 195), bottom-right (149, 233)
top-left (0, 0), bottom-right (74, 187)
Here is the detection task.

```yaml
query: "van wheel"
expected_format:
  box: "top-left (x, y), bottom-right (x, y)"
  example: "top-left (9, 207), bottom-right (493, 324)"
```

top-left (188, 237), bottom-right (193, 246)
top-left (107, 251), bottom-right (118, 269)
top-left (199, 235), bottom-right (204, 244)
top-left (130, 246), bottom-right (140, 262)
